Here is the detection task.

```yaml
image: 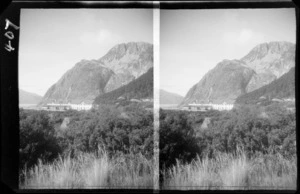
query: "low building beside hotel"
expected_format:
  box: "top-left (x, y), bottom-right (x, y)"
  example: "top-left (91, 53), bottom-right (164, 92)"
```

top-left (185, 104), bottom-right (213, 111)
top-left (211, 103), bottom-right (234, 111)
top-left (70, 102), bottom-right (92, 111)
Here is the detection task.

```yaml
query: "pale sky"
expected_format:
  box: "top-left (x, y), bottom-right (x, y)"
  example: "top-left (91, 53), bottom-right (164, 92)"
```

top-left (160, 8), bottom-right (296, 96)
top-left (19, 9), bottom-right (153, 96)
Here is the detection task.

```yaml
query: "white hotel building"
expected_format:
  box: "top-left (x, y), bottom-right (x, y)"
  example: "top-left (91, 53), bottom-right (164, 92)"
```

top-left (184, 102), bottom-right (234, 111)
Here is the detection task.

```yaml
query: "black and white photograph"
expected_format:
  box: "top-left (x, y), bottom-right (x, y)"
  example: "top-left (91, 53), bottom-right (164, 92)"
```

top-left (0, 1), bottom-right (298, 192)
top-left (159, 8), bottom-right (297, 190)
top-left (18, 8), bottom-right (154, 189)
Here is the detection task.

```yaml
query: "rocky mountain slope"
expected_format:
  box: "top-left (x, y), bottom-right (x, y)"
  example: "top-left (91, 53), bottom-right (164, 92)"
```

top-left (241, 41), bottom-right (295, 92)
top-left (180, 41), bottom-right (295, 106)
top-left (40, 42), bottom-right (153, 105)
top-left (99, 42), bottom-right (153, 93)
top-left (160, 89), bottom-right (184, 105)
top-left (235, 67), bottom-right (295, 105)
top-left (19, 89), bottom-right (42, 104)
top-left (94, 67), bottom-right (153, 105)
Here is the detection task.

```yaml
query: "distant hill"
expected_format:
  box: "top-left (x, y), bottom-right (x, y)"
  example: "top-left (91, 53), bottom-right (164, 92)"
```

top-left (160, 89), bottom-right (183, 105)
top-left (94, 67), bottom-right (153, 105)
top-left (235, 67), bottom-right (295, 105)
top-left (19, 89), bottom-right (42, 104)
top-left (180, 41), bottom-right (295, 106)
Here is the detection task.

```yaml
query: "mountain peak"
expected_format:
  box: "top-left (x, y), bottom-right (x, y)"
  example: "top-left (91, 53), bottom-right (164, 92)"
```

top-left (99, 42), bottom-right (153, 62)
top-left (75, 59), bottom-right (100, 68)
top-left (241, 41), bottom-right (295, 63)
top-left (217, 59), bottom-right (246, 68)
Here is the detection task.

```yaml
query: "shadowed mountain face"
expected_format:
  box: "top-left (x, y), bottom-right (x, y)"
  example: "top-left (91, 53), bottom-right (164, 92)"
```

top-left (94, 67), bottom-right (153, 105)
top-left (19, 89), bottom-right (42, 104)
top-left (235, 67), bottom-right (295, 105)
top-left (40, 42), bottom-right (153, 105)
top-left (181, 41), bottom-right (295, 106)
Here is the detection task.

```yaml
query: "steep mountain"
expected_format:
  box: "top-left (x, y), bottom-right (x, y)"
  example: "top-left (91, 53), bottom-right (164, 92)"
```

top-left (180, 41), bottom-right (295, 107)
top-left (42, 60), bottom-right (113, 104)
top-left (235, 67), bottom-right (295, 105)
top-left (160, 89), bottom-right (184, 105)
top-left (19, 89), bottom-right (42, 104)
top-left (40, 42), bottom-right (153, 105)
top-left (94, 67), bottom-right (153, 104)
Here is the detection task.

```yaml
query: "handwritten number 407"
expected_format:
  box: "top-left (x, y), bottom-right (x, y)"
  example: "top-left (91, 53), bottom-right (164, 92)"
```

top-left (4, 19), bottom-right (20, 52)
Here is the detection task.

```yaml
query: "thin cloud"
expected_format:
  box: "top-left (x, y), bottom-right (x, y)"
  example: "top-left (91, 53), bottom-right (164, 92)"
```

top-left (79, 29), bottom-right (121, 45)
top-left (96, 29), bottom-right (121, 43)
top-left (238, 29), bottom-right (253, 44)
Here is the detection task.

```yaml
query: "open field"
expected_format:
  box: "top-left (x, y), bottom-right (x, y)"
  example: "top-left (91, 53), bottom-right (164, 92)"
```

top-left (162, 150), bottom-right (297, 190)
top-left (20, 150), bottom-right (153, 189)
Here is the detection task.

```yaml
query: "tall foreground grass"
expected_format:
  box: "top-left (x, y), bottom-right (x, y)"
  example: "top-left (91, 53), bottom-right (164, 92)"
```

top-left (19, 150), bottom-right (153, 189)
top-left (162, 150), bottom-right (297, 190)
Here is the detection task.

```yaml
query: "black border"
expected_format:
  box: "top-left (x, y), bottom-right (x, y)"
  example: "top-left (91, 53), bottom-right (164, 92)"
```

top-left (160, 0), bottom-right (296, 9)
top-left (0, 0), bottom-right (299, 193)
top-left (1, 1), bottom-right (21, 193)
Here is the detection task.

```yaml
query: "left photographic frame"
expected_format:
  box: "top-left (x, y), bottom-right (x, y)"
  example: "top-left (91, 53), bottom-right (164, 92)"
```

top-left (1, 1), bottom-right (155, 192)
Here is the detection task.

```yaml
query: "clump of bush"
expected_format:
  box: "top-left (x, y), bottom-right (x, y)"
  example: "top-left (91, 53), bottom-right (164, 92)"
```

top-left (20, 109), bottom-right (62, 171)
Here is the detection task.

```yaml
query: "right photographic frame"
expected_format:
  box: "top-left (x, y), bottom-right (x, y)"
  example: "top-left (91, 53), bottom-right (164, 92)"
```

top-left (159, 7), bottom-right (297, 190)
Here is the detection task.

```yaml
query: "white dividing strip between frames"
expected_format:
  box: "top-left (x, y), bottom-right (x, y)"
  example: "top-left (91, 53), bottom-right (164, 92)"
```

top-left (153, 6), bottom-right (160, 192)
